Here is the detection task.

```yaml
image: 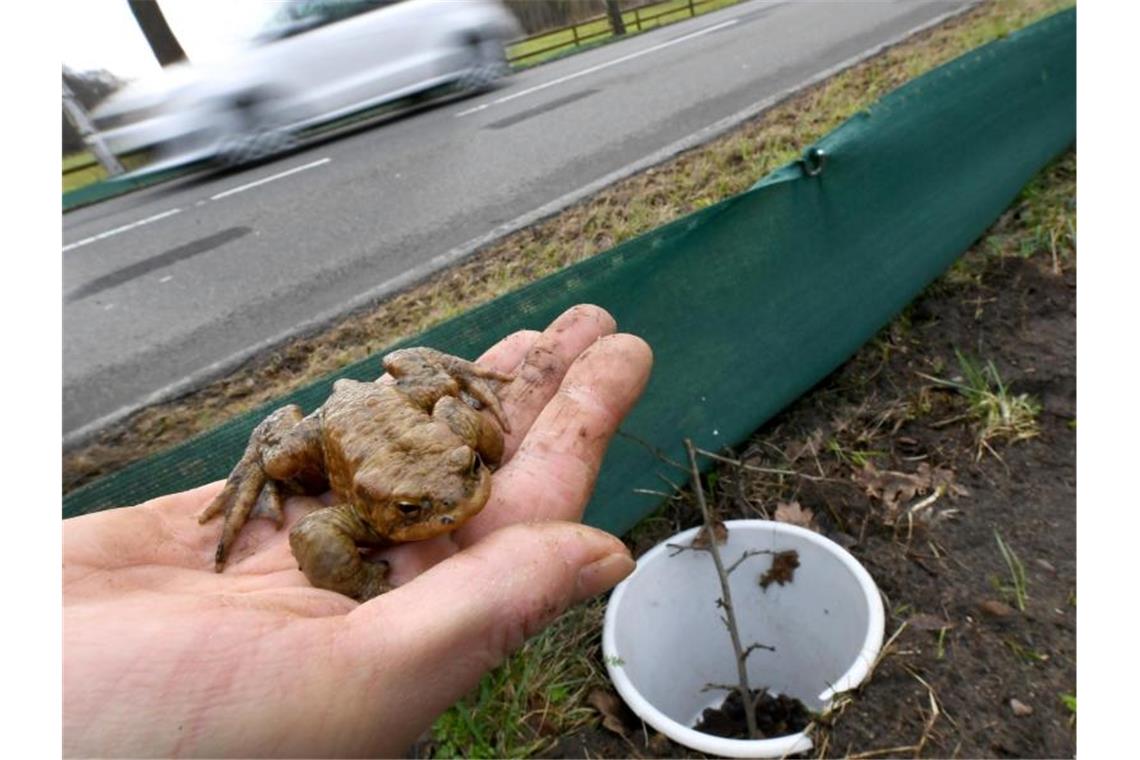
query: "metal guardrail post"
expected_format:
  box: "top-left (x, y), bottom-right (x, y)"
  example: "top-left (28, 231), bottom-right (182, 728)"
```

top-left (62, 78), bottom-right (124, 178)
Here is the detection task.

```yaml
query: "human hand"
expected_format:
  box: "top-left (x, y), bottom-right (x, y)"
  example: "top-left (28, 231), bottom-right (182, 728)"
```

top-left (64, 304), bottom-right (652, 757)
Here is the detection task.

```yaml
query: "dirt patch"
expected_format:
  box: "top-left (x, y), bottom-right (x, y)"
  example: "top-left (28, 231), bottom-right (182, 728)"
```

top-left (695, 689), bottom-right (814, 741)
top-left (570, 151), bottom-right (1075, 758)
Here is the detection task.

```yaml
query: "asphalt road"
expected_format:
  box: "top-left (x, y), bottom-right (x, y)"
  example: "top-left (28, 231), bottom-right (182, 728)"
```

top-left (63, 0), bottom-right (972, 441)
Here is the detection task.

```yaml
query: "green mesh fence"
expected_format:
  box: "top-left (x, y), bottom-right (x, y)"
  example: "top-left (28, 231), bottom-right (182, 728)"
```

top-left (63, 9), bottom-right (1076, 536)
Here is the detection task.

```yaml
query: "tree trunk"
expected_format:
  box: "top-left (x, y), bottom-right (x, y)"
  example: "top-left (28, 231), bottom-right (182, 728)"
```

top-left (605, 0), bottom-right (626, 36)
top-left (127, 0), bottom-right (188, 67)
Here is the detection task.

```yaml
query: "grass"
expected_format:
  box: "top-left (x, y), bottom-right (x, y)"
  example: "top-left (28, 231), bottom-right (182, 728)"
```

top-left (427, 600), bottom-right (609, 757)
top-left (994, 529), bottom-right (1029, 612)
top-left (63, 151), bottom-right (97, 172)
top-left (507, 0), bottom-right (744, 68)
top-left (63, 151), bottom-right (107, 193)
top-left (946, 150), bottom-right (1077, 288)
top-left (922, 351), bottom-right (1042, 459)
top-left (1060, 691), bottom-right (1076, 725)
top-left (62, 149), bottom-right (153, 193)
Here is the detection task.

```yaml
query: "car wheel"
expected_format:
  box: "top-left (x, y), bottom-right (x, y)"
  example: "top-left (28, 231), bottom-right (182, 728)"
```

top-left (457, 37), bottom-right (510, 92)
top-left (216, 91), bottom-right (298, 167)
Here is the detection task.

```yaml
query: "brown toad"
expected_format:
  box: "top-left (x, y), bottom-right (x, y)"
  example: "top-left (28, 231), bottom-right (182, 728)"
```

top-left (199, 347), bottom-right (511, 601)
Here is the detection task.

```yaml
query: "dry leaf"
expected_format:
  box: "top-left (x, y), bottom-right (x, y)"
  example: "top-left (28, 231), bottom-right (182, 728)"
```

top-left (979, 599), bottom-right (1016, 618)
top-left (922, 462), bottom-right (970, 499)
top-left (692, 519), bottom-right (728, 549)
top-left (587, 688), bottom-right (629, 737)
top-left (784, 429), bottom-right (824, 464)
top-left (854, 462), bottom-right (967, 512)
top-left (759, 550), bottom-right (800, 589)
top-left (774, 501), bottom-right (815, 528)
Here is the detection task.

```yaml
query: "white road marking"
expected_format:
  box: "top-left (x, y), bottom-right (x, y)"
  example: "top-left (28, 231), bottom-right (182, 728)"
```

top-left (63, 208), bottom-right (183, 252)
top-left (456, 18), bottom-right (740, 118)
top-left (62, 157), bottom-right (332, 253)
top-left (159, 276), bottom-right (173, 283)
top-left (209, 157), bottom-right (332, 200)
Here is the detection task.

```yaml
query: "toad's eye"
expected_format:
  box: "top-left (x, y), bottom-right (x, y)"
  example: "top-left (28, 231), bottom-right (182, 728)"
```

top-left (470, 453), bottom-right (483, 475)
top-left (396, 502), bottom-right (422, 516)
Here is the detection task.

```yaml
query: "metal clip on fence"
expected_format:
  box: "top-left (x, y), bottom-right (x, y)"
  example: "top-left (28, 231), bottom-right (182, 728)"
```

top-left (801, 146), bottom-right (827, 177)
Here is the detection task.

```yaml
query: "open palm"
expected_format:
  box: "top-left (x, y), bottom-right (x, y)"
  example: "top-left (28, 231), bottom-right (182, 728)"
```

top-left (64, 305), bottom-right (652, 757)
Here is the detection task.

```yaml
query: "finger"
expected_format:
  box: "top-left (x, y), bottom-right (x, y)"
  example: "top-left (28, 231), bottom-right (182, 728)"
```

top-left (336, 522), bottom-right (634, 756)
top-left (497, 304), bottom-right (617, 458)
top-left (65, 481), bottom-right (229, 571)
top-left (142, 479), bottom-right (224, 519)
top-left (145, 483), bottom-right (318, 573)
top-left (476, 329), bottom-right (541, 374)
top-left (459, 333), bottom-right (653, 545)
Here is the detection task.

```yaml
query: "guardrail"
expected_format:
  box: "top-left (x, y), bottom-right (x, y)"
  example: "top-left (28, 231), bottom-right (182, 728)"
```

top-left (506, 0), bottom-right (732, 65)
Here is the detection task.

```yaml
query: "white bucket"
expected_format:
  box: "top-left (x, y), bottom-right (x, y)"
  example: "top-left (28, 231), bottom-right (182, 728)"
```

top-left (603, 520), bottom-right (884, 758)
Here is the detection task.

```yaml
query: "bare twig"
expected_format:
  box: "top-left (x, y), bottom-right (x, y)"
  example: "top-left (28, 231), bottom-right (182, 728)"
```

top-left (694, 446), bottom-right (837, 482)
top-left (618, 430), bottom-right (690, 473)
top-left (742, 642), bottom-right (777, 658)
top-left (632, 488), bottom-right (675, 498)
top-left (724, 548), bottom-right (778, 576)
top-left (685, 439), bottom-right (761, 740)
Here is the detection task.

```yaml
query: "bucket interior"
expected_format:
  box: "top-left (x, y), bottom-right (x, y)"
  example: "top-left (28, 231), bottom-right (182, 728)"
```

top-left (607, 523), bottom-right (878, 728)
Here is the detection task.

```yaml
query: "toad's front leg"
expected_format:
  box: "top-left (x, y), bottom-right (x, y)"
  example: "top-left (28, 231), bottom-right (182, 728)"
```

top-left (198, 405), bottom-right (325, 570)
top-left (289, 504), bottom-right (392, 601)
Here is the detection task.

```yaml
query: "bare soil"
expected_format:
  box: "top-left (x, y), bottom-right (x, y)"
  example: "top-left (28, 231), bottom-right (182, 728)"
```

top-left (552, 151), bottom-right (1076, 758)
top-left (695, 689), bottom-right (814, 741)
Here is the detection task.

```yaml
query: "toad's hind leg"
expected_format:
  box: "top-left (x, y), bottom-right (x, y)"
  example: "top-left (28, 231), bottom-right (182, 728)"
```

top-left (383, 347), bottom-right (513, 433)
top-left (433, 394), bottom-right (504, 467)
top-left (198, 405), bottom-right (324, 571)
top-left (289, 504), bottom-right (392, 601)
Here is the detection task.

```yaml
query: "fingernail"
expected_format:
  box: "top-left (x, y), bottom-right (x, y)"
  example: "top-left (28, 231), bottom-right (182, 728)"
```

top-left (575, 552), bottom-right (635, 602)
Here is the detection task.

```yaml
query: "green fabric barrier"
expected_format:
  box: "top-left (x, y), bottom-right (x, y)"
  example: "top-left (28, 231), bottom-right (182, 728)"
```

top-left (63, 165), bottom-right (195, 212)
top-left (63, 9), bottom-right (1076, 536)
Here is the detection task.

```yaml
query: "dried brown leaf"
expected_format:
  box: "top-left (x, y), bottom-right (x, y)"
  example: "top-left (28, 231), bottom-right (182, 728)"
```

top-left (692, 519), bottom-right (728, 549)
top-left (587, 688), bottom-right (629, 737)
top-left (759, 550), bottom-right (800, 589)
top-left (854, 461), bottom-right (967, 512)
top-left (979, 599), bottom-right (1016, 618)
top-left (784, 429), bottom-right (825, 464)
top-left (774, 500), bottom-right (815, 528)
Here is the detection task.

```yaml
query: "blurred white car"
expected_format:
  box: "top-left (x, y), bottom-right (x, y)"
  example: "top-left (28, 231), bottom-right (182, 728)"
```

top-left (91, 0), bottom-right (522, 171)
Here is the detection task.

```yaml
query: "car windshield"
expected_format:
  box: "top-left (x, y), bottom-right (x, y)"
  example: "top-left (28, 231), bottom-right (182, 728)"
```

top-left (253, 0), bottom-right (395, 42)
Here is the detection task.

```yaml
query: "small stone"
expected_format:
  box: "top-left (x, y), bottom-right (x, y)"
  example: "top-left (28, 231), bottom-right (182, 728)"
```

top-left (1010, 698), bottom-right (1034, 716)
top-left (1034, 558), bottom-right (1057, 574)
top-left (907, 613), bottom-right (954, 632)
